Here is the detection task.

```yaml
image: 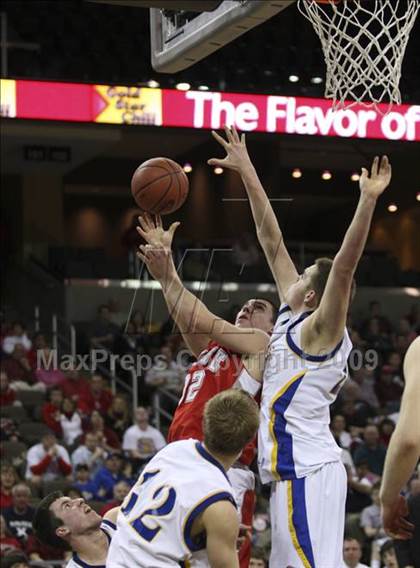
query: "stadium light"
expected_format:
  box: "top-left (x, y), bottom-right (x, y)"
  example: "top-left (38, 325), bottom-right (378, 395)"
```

top-left (198, 85), bottom-right (210, 91)
top-left (289, 74), bottom-right (299, 83)
top-left (351, 172), bottom-right (360, 182)
top-left (214, 166), bottom-right (224, 175)
top-left (292, 168), bottom-right (302, 179)
top-left (147, 79), bottom-right (160, 88)
top-left (176, 82), bottom-right (191, 91)
top-left (416, 192), bottom-right (420, 202)
top-left (183, 163), bottom-right (193, 173)
top-left (322, 170), bottom-right (332, 180)
top-left (311, 76), bottom-right (323, 84)
top-left (388, 203), bottom-right (398, 213)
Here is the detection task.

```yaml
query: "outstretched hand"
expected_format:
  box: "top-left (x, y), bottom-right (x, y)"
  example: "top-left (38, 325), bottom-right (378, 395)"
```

top-left (359, 155), bottom-right (392, 199)
top-left (381, 494), bottom-right (414, 540)
top-left (208, 125), bottom-right (251, 172)
top-left (137, 244), bottom-right (174, 283)
top-left (137, 213), bottom-right (180, 250)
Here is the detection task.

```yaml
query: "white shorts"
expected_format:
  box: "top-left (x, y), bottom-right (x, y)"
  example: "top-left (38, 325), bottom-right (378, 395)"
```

top-left (270, 461), bottom-right (347, 568)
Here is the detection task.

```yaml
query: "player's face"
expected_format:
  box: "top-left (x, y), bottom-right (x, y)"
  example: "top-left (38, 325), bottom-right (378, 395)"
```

top-left (286, 264), bottom-right (319, 310)
top-left (51, 496), bottom-right (101, 536)
top-left (235, 299), bottom-right (274, 333)
top-left (343, 540), bottom-right (362, 565)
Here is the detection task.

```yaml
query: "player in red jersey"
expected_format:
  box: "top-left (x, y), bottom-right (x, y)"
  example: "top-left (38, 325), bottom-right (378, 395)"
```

top-left (137, 214), bottom-right (275, 567)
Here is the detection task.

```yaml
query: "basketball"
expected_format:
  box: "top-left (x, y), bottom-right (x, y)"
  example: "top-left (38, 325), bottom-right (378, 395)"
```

top-left (131, 157), bottom-right (189, 215)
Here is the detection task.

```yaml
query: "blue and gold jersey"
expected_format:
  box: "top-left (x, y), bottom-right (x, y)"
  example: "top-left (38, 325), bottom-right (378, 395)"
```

top-left (258, 304), bottom-right (352, 483)
top-left (106, 439), bottom-right (235, 568)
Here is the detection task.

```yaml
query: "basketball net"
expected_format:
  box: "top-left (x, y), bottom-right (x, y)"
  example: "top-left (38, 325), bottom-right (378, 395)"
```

top-left (297, 0), bottom-right (419, 113)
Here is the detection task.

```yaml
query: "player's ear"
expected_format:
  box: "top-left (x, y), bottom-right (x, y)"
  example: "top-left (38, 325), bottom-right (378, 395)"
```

top-left (304, 289), bottom-right (316, 308)
top-left (56, 526), bottom-right (70, 539)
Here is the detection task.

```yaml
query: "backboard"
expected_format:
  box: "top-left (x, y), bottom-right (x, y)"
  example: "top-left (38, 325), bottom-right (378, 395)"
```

top-left (150, 0), bottom-right (295, 73)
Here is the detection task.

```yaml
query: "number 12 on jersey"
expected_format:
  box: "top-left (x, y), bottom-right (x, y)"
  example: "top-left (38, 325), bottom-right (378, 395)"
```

top-left (179, 369), bottom-right (205, 404)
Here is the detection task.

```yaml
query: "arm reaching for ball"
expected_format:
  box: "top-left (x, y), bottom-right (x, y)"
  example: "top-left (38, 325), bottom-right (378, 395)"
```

top-left (209, 125), bottom-right (299, 302)
top-left (137, 215), bottom-right (269, 358)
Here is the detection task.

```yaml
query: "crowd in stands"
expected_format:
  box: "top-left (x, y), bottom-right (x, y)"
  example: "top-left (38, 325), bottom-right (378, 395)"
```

top-left (0, 299), bottom-right (419, 567)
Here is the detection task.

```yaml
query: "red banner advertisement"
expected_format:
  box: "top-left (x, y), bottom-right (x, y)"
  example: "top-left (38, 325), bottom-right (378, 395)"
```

top-left (1, 79), bottom-right (419, 142)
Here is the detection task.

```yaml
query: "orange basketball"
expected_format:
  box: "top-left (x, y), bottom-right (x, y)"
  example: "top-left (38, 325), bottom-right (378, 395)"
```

top-left (131, 157), bottom-right (189, 215)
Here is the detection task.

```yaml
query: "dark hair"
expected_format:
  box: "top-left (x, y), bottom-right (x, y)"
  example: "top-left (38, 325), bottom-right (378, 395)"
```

top-left (32, 491), bottom-right (71, 551)
top-left (309, 258), bottom-right (356, 307)
top-left (380, 540), bottom-right (395, 559)
top-left (254, 297), bottom-right (278, 324)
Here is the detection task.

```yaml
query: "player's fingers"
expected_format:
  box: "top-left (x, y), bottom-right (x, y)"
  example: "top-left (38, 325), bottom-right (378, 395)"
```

top-left (360, 167), bottom-right (369, 181)
top-left (136, 226), bottom-right (149, 241)
top-left (211, 130), bottom-right (229, 148)
top-left (145, 212), bottom-right (156, 229)
top-left (155, 214), bottom-right (163, 228)
top-left (224, 124), bottom-right (234, 143)
top-left (241, 133), bottom-right (246, 145)
top-left (169, 222), bottom-right (180, 236)
top-left (138, 215), bottom-right (150, 232)
top-left (136, 251), bottom-right (147, 263)
top-left (140, 213), bottom-right (153, 231)
top-left (207, 158), bottom-right (225, 166)
top-left (230, 125), bottom-right (240, 143)
top-left (371, 155), bottom-right (379, 177)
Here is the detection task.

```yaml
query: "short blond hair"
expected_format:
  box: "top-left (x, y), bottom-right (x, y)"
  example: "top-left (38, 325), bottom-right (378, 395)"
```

top-left (203, 390), bottom-right (259, 457)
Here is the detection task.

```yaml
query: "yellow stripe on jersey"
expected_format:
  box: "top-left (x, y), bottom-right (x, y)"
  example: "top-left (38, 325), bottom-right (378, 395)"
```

top-left (287, 480), bottom-right (312, 568)
top-left (269, 371), bottom-right (307, 480)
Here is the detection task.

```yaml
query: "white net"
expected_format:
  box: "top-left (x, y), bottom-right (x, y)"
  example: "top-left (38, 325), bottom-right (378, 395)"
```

top-left (297, 0), bottom-right (419, 112)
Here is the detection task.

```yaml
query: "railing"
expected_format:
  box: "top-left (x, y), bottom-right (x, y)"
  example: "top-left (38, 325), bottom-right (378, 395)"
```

top-left (88, 340), bottom-right (139, 416)
top-left (52, 314), bottom-right (76, 360)
top-left (152, 387), bottom-right (179, 432)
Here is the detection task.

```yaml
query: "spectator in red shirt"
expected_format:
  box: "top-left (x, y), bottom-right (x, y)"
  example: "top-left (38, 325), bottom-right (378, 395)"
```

top-left (41, 387), bottom-right (63, 437)
top-left (61, 368), bottom-right (89, 403)
top-left (0, 514), bottom-right (23, 557)
top-left (99, 480), bottom-right (130, 516)
top-left (78, 373), bottom-right (113, 416)
top-left (83, 410), bottom-right (120, 452)
top-left (25, 433), bottom-right (72, 486)
top-left (0, 465), bottom-right (18, 510)
top-left (0, 371), bottom-right (16, 407)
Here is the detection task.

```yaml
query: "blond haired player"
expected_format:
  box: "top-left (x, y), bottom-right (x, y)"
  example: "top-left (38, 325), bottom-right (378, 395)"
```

top-left (380, 336), bottom-right (420, 539)
top-left (210, 126), bottom-right (392, 568)
top-left (106, 389), bottom-right (260, 568)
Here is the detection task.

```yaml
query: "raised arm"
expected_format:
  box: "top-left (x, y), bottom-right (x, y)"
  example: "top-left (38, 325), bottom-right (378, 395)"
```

top-left (137, 215), bottom-right (269, 359)
top-left (380, 337), bottom-right (420, 539)
top-left (303, 156), bottom-right (392, 352)
top-left (208, 126), bottom-right (299, 301)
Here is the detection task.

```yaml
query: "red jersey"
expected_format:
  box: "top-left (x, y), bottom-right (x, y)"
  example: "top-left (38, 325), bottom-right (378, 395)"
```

top-left (168, 342), bottom-right (259, 466)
